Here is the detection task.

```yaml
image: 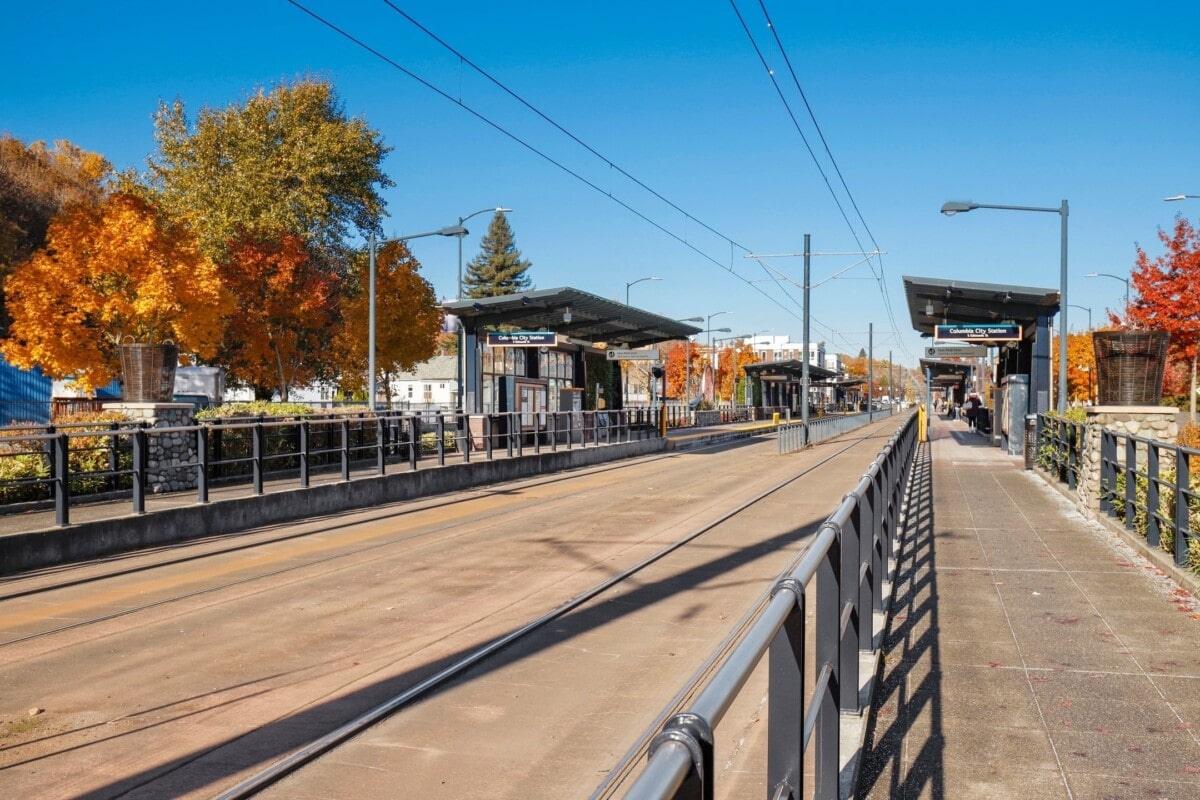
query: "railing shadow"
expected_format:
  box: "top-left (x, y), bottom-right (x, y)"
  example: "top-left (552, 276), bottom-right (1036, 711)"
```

top-left (856, 439), bottom-right (945, 798)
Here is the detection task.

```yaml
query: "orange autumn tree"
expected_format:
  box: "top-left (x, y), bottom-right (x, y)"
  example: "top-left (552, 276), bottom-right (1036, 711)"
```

top-left (715, 341), bottom-right (759, 402)
top-left (661, 340), bottom-right (700, 400)
top-left (1128, 217), bottom-right (1200, 416)
top-left (1053, 331), bottom-right (1097, 404)
top-left (218, 231), bottom-right (337, 400)
top-left (333, 239), bottom-right (440, 400)
top-left (2, 193), bottom-right (228, 392)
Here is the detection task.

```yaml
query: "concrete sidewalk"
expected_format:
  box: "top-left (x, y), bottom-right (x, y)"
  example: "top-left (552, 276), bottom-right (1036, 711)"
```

top-left (858, 413), bottom-right (1200, 799)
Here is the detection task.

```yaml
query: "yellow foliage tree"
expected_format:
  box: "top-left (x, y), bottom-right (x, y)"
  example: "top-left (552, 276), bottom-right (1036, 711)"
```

top-left (333, 240), bottom-right (441, 399)
top-left (2, 193), bottom-right (230, 391)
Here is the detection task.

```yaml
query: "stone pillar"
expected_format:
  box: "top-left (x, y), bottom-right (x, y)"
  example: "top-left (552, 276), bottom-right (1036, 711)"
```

top-left (1077, 405), bottom-right (1180, 512)
top-left (104, 402), bottom-right (198, 493)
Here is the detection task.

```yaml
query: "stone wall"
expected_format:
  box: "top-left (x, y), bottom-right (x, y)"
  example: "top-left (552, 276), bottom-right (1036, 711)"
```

top-left (1076, 405), bottom-right (1180, 511)
top-left (104, 402), bottom-right (198, 493)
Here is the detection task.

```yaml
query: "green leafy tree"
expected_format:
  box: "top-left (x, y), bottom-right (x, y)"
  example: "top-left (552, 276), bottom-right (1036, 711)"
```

top-left (0, 135), bottom-right (110, 330)
top-left (462, 212), bottom-right (532, 298)
top-left (146, 77), bottom-right (392, 269)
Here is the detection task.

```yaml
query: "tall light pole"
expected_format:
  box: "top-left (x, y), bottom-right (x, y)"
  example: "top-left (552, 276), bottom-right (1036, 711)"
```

top-left (454, 207), bottom-right (510, 413)
top-left (1068, 303), bottom-right (1093, 331)
top-left (625, 276), bottom-right (662, 305)
top-left (1084, 272), bottom-right (1130, 319)
top-left (941, 199), bottom-right (1069, 414)
top-left (370, 224), bottom-right (468, 411)
top-left (457, 207), bottom-right (511, 300)
top-left (706, 312), bottom-right (732, 402)
top-left (675, 317), bottom-right (704, 406)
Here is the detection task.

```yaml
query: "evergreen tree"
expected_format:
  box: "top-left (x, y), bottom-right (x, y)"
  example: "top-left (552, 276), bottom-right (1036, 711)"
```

top-left (462, 212), bottom-right (532, 298)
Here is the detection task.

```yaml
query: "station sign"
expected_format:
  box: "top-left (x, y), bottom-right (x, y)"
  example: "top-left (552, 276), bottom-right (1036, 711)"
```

top-left (607, 348), bottom-right (661, 361)
top-left (486, 331), bottom-right (558, 347)
top-left (924, 345), bottom-right (988, 359)
top-left (934, 323), bottom-right (1021, 342)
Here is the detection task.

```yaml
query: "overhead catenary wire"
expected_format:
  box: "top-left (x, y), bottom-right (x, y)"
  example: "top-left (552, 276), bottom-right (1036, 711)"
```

top-left (733, 0), bottom-right (915, 361)
top-left (286, 0), bottom-right (805, 324)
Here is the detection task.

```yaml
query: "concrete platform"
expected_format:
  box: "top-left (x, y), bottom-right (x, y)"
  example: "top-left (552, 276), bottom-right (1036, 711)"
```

top-left (857, 413), bottom-right (1200, 799)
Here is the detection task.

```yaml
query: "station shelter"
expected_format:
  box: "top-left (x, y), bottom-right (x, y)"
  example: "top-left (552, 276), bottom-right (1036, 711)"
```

top-left (740, 360), bottom-right (840, 415)
top-left (441, 287), bottom-right (701, 421)
top-left (903, 275), bottom-right (1060, 454)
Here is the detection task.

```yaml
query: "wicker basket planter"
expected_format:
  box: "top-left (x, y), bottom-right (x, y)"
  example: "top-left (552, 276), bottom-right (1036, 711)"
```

top-left (119, 341), bottom-right (179, 402)
top-left (1092, 330), bottom-right (1169, 406)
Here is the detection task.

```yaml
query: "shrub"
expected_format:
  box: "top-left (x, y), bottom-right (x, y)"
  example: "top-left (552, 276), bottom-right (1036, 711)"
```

top-left (0, 410), bottom-right (135, 502)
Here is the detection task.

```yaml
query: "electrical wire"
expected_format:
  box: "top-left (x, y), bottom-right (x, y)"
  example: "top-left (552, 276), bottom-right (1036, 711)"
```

top-left (286, 0), bottom-right (805, 323)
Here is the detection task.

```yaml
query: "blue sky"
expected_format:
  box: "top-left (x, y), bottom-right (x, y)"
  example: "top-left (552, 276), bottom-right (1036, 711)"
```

top-left (4, 1), bottom-right (1198, 366)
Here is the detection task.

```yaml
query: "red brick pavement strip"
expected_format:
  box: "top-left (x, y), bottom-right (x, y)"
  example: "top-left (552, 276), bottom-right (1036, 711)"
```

top-left (857, 414), bottom-right (1200, 800)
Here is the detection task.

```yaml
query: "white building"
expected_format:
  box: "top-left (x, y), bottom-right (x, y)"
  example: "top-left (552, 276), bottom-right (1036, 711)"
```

top-left (745, 334), bottom-right (840, 373)
top-left (391, 355), bottom-right (458, 411)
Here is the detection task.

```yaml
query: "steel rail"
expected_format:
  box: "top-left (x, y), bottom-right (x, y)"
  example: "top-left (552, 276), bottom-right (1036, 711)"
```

top-left (215, 433), bottom-right (882, 799)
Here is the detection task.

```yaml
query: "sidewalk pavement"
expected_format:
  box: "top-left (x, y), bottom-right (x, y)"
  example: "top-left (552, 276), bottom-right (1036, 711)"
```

top-left (857, 412), bottom-right (1200, 799)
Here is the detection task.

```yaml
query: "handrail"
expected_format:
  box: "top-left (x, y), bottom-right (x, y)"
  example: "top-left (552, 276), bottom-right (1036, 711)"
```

top-left (0, 408), bottom-right (658, 524)
top-left (617, 412), bottom-right (918, 799)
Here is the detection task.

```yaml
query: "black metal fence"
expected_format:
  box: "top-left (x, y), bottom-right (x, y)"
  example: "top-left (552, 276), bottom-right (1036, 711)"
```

top-left (619, 411), bottom-right (918, 799)
top-left (1037, 412), bottom-right (1200, 573)
top-left (0, 409), bottom-right (660, 527)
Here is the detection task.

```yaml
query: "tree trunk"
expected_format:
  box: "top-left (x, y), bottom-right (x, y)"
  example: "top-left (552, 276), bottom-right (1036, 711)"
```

top-left (273, 342), bottom-right (289, 402)
top-left (1191, 351), bottom-right (1197, 422)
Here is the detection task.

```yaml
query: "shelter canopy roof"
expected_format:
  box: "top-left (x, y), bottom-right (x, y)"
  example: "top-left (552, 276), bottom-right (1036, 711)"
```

top-left (903, 275), bottom-right (1059, 339)
top-left (443, 287), bottom-right (701, 348)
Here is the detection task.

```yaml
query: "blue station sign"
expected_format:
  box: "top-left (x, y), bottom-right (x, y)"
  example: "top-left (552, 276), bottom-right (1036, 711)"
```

top-left (934, 323), bottom-right (1021, 342)
top-left (486, 331), bottom-right (558, 347)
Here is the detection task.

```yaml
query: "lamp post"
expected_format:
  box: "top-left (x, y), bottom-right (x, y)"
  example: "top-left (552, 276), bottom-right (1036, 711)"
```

top-left (1068, 304), bottom-right (1093, 331)
top-left (941, 199), bottom-right (1069, 414)
top-left (625, 276), bottom-right (662, 305)
top-left (453, 207), bottom-right (510, 413)
top-left (1165, 194), bottom-right (1200, 202)
top-left (1084, 272), bottom-right (1130, 318)
top-left (370, 224), bottom-right (468, 412)
top-left (706, 312), bottom-right (732, 402)
top-left (674, 317), bottom-right (704, 407)
top-left (456, 207), bottom-right (511, 300)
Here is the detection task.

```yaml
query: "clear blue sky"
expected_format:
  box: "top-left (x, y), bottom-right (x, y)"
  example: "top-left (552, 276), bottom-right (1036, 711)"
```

top-left (4, 1), bottom-right (1198, 366)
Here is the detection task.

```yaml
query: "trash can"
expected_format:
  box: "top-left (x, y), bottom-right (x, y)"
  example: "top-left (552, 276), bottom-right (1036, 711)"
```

top-left (1023, 414), bottom-right (1038, 470)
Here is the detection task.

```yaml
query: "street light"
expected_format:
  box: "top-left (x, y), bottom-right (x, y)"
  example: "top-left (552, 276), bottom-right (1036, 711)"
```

top-left (672, 318), bottom-right (704, 408)
top-left (370, 224), bottom-right (468, 411)
top-left (941, 199), bottom-right (1070, 414)
top-left (456, 207), bottom-right (511, 300)
top-left (453, 207), bottom-right (510, 413)
top-left (1067, 304), bottom-right (1092, 331)
top-left (706, 312), bottom-right (732, 403)
top-left (685, 326), bottom-right (732, 407)
top-left (1165, 194), bottom-right (1200, 202)
top-left (1084, 272), bottom-right (1130, 316)
top-left (625, 276), bottom-right (662, 305)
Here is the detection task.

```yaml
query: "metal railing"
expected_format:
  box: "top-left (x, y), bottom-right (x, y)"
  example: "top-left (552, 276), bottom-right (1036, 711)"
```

top-left (778, 405), bottom-right (897, 454)
top-left (1038, 414), bottom-right (1085, 489)
top-left (620, 411), bottom-right (918, 799)
top-left (0, 409), bottom-right (659, 526)
top-left (1036, 412), bottom-right (1200, 572)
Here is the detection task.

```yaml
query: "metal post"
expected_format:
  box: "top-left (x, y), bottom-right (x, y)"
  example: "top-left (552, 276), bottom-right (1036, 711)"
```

top-left (868, 323), bottom-right (875, 421)
top-left (1058, 200), bottom-right (1069, 415)
top-left (802, 233), bottom-right (811, 432)
top-left (53, 432), bottom-right (69, 526)
top-left (197, 426), bottom-right (209, 503)
top-left (340, 418), bottom-right (350, 482)
top-left (133, 426), bottom-right (147, 514)
top-left (368, 230), bottom-right (376, 412)
top-left (300, 420), bottom-right (310, 487)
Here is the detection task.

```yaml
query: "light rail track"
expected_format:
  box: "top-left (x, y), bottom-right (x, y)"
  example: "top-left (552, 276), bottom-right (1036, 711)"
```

top-left (0, 421), bottom-right (903, 800)
top-left (216, 434), bottom-right (871, 799)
